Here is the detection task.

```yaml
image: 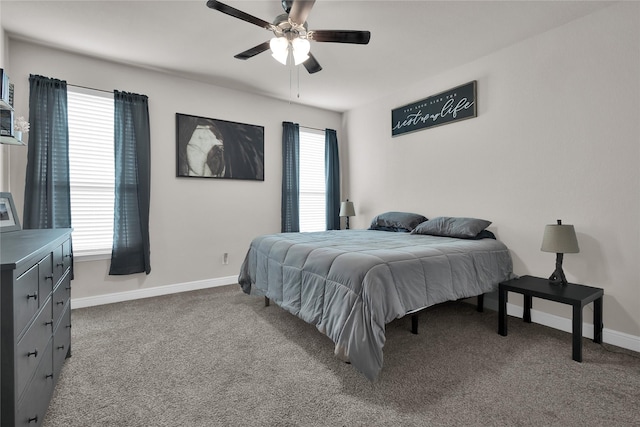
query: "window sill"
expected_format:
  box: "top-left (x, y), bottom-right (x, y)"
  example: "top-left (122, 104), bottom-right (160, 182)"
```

top-left (74, 251), bottom-right (111, 262)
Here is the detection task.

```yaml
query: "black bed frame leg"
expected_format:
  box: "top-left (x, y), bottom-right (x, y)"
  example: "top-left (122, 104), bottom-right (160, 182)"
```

top-left (411, 314), bottom-right (419, 334)
top-left (264, 296), bottom-right (270, 307)
top-left (409, 294), bottom-right (483, 335)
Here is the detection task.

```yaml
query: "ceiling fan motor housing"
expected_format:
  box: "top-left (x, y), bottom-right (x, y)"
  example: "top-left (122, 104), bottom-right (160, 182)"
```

top-left (273, 13), bottom-right (308, 40)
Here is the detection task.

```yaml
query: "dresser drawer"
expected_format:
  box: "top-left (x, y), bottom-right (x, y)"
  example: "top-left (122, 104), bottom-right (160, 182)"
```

top-left (14, 264), bottom-right (40, 339)
top-left (52, 270), bottom-right (71, 326)
top-left (16, 341), bottom-right (54, 427)
top-left (38, 252), bottom-right (54, 302)
top-left (53, 239), bottom-right (72, 285)
top-left (16, 297), bottom-right (53, 400)
top-left (53, 304), bottom-right (72, 382)
top-left (62, 238), bottom-right (72, 274)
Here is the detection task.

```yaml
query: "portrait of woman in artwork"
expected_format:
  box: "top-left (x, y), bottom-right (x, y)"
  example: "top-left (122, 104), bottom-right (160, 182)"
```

top-left (176, 113), bottom-right (264, 181)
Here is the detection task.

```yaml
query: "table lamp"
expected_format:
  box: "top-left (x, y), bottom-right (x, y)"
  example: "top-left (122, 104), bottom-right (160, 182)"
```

top-left (541, 219), bottom-right (580, 285)
top-left (339, 199), bottom-right (355, 230)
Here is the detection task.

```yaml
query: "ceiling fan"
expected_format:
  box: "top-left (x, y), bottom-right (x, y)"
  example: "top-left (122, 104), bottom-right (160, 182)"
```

top-left (206, 0), bottom-right (371, 74)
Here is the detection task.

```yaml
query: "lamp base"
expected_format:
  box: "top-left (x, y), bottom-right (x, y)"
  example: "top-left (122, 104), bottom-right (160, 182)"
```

top-left (548, 253), bottom-right (568, 285)
top-left (548, 273), bottom-right (568, 286)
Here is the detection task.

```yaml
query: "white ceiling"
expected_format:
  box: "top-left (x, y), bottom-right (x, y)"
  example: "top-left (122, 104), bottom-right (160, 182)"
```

top-left (1, 0), bottom-right (614, 112)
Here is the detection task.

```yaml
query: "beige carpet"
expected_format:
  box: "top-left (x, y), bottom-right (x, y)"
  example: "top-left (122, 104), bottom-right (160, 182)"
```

top-left (43, 285), bottom-right (640, 426)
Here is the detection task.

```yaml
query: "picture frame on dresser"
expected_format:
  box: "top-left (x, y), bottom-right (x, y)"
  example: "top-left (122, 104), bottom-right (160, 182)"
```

top-left (0, 192), bottom-right (21, 232)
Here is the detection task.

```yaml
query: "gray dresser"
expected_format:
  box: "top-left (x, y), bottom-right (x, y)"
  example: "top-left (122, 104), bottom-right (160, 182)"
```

top-left (1, 229), bottom-right (73, 426)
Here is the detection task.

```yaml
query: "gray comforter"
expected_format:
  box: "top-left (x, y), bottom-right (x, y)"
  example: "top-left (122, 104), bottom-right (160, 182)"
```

top-left (238, 230), bottom-right (513, 380)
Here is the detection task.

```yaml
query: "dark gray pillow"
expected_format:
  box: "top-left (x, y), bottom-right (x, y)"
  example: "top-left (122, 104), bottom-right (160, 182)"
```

top-left (410, 216), bottom-right (492, 238)
top-left (369, 211), bottom-right (428, 232)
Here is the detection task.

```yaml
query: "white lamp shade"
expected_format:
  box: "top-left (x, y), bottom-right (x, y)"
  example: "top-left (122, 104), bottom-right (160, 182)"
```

top-left (270, 37), bottom-right (289, 65)
top-left (339, 201), bottom-right (355, 217)
top-left (292, 38), bottom-right (310, 65)
top-left (541, 224), bottom-right (580, 254)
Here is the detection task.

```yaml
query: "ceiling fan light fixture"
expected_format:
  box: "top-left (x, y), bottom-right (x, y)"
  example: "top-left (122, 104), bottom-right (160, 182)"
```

top-left (207, 0), bottom-right (371, 73)
top-left (293, 52), bottom-right (309, 66)
top-left (292, 37), bottom-right (310, 65)
top-left (270, 36), bottom-right (289, 64)
top-left (272, 50), bottom-right (289, 65)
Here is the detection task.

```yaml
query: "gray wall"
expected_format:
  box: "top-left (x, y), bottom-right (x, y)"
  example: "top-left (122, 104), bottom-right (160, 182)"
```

top-left (5, 39), bottom-right (344, 300)
top-left (345, 2), bottom-right (639, 339)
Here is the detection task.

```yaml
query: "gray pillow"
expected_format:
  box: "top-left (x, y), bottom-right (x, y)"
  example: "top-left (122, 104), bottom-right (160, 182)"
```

top-left (369, 211), bottom-right (428, 232)
top-left (410, 216), bottom-right (492, 238)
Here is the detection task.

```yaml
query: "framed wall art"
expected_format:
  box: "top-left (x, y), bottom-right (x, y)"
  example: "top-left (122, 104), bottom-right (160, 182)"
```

top-left (176, 113), bottom-right (264, 181)
top-left (0, 192), bottom-right (21, 232)
top-left (391, 80), bottom-right (477, 137)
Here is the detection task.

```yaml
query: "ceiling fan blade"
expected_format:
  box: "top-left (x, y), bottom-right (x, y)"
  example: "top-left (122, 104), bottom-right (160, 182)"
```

top-left (206, 0), bottom-right (273, 30)
top-left (234, 41), bottom-right (271, 60)
top-left (310, 30), bottom-right (371, 44)
top-left (288, 0), bottom-right (315, 26)
top-left (303, 53), bottom-right (322, 74)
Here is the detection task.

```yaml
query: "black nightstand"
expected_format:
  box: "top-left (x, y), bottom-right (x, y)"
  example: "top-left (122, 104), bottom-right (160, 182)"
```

top-left (498, 275), bottom-right (603, 362)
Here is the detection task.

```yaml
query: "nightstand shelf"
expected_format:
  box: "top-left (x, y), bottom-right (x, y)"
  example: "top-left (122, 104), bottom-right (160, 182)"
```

top-left (498, 275), bottom-right (603, 362)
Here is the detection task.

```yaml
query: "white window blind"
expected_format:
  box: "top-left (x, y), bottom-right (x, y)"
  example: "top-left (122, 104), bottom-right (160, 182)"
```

top-left (67, 87), bottom-right (115, 255)
top-left (299, 128), bottom-right (326, 232)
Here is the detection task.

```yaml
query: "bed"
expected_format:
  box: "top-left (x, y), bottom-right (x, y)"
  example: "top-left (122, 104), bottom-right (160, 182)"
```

top-left (238, 214), bottom-right (514, 380)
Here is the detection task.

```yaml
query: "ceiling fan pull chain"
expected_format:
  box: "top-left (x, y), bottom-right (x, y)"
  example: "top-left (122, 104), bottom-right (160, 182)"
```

top-left (289, 61), bottom-right (293, 104)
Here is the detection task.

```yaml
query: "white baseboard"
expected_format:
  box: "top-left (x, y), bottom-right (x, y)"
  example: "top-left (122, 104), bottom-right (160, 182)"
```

top-left (70, 276), bottom-right (238, 309)
top-left (480, 294), bottom-right (640, 353)
top-left (72, 279), bottom-right (640, 354)
top-left (504, 302), bottom-right (640, 353)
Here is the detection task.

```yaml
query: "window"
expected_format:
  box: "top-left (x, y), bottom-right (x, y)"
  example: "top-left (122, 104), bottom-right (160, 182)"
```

top-left (67, 87), bottom-right (115, 256)
top-left (299, 128), bottom-right (326, 232)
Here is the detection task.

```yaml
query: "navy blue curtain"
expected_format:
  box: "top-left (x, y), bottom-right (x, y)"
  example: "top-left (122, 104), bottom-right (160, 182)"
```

top-left (281, 121), bottom-right (300, 232)
top-left (325, 128), bottom-right (340, 230)
top-left (109, 91), bottom-right (151, 275)
top-left (23, 75), bottom-right (71, 229)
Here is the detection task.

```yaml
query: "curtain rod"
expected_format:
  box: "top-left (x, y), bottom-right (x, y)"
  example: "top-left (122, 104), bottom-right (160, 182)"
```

top-left (300, 125), bottom-right (328, 132)
top-left (67, 83), bottom-right (113, 94)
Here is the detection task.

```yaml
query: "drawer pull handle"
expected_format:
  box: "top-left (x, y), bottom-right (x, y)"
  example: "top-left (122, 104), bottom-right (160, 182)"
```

top-left (65, 286), bottom-right (71, 291)
top-left (46, 373), bottom-right (53, 379)
top-left (45, 275), bottom-right (54, 281)
top-left (57, 344), bottom-right (65, 350)
top-left (57, 262), bottom-right (64, 267)
top-left (27, 293), bottom-right (38, 300)
top-left (66, 324), bottom-right (72, 329)
top-left (57, 300), bottom-right (65, 306)
top-left (65, 254), bottom-right (72, 258)
top-left (45, 321), bottom-right (53, 326)
top-left (28, 415), bottom-right (38, 423)
top-left (27, 349), bottom-right (38, 358)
